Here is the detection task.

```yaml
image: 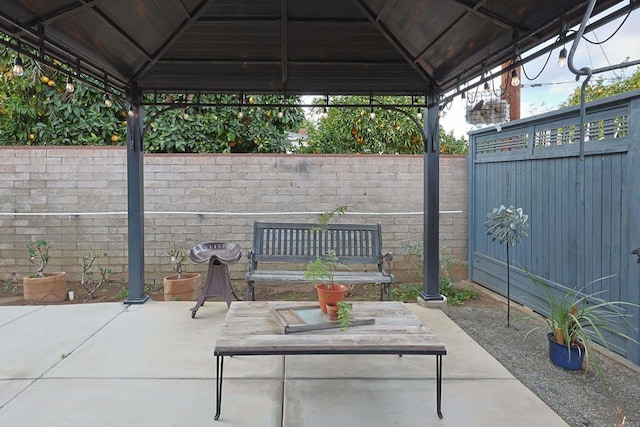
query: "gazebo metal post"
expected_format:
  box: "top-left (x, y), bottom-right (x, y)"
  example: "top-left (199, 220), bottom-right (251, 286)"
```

top-left (124, 87), bottom-right (149, 304)
top-left (420, 89), bottom-right (444, 301)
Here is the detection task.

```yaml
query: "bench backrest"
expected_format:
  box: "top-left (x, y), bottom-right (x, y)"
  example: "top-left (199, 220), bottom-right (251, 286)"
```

top-left (250, 221), bottom-right (384, 265)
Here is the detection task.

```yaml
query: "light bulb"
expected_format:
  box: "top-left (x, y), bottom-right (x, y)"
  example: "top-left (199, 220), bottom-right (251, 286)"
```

top-left (416, 109), bottom-right (423, 120)
top-left (277, 110), bottom-right (284, 119)
top-left (484, 82), bottom-right (490, 92)
top-left (557, 47), bottom-right (567, 69)
top-left (65, 76), bottom-right (75, 93)
top-left (237, 109), bottom-right (244, 119)
top-left (510, 69), bottom-right (520, 87)
top-left (12, 56), bottom-right (24, 76)
top-left (183, 109), bottom-right (190, 120)
top-left (104, 94), bottom-right (112, 108)
top-left (370, 109), bottom-right (376, 119)
top-left (127, 107), bottom-right (135, 117)
top-left (321, 108), bottom-right (328, 119)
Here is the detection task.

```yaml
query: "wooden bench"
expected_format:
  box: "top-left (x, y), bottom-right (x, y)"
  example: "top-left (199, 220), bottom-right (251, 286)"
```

top-left (245, 221), bottom-right (395, 301)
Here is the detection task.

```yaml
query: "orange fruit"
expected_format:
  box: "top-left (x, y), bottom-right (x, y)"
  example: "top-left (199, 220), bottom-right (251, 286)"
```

top-left (40, 76), bottom-right (50, 84)
top-left (110, 135), bottom-right (120, 143)
top-left (28, 133), bottom-right (35, 140)
top-left (47, 80), bottom-right (55, 87)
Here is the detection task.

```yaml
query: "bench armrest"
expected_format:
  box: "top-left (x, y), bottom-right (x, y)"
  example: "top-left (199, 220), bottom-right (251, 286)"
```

top-left (382, 252), bottom-right (394, 276)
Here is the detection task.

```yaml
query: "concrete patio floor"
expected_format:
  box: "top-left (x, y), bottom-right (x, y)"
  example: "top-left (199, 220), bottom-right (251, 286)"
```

top-left (0, 301), bottom-right (568, 427)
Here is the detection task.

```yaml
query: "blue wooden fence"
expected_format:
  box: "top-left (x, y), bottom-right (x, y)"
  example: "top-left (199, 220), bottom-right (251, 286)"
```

top-left (468, 89), bottom-right (640, 365)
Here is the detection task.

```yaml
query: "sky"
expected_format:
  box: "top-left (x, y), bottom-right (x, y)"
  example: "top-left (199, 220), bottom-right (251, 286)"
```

top-left (440, 4), bottom-right (640, 138)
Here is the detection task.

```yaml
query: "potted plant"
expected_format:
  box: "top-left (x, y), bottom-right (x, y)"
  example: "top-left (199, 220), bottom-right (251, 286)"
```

top-left (163, 243), bottom-right (202, 301)
top-left (525, 271), bottom-right (639, 375)
top-left (23, 239), bottom-right (67, 302)
top-left (304, 206), bottom-right (349, 313)
top-left (304, 250), bottom-right (348, 313)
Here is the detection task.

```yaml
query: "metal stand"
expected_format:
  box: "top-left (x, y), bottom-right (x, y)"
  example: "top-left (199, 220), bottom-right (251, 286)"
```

top-left (189, 242), bottom-right (242, 318)
top-left (436, 354), bottom-right (443, 419)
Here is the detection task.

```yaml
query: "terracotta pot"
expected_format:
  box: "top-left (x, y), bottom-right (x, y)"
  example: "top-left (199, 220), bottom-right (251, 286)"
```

top-left (23, 272), bottom-right (67, 303)
top-left (315, 283), bottom-right (347, 313)
top-left (326, 303), bottom-right (339, 320)
top-left (163, 273), bottom-right (202, 301)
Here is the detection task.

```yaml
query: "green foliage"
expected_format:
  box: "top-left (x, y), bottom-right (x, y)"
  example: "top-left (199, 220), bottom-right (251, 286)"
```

top-left (116, 286), bottom-right (128, 300)
top-left (337, 301), bottom-right (353, 331)
top-left (304, 251), bottom-right (341, 287)
top-left (0, 42), bottom-right (305, 152)
top-left (563, 67), bottom-right (640, 107)
top-left (296, 95), bottom-right (468, 155)
top-left (401, 242), bottom-right (474, 305)
top-left (391, 284), bottom-right (422, 302)
top-left (27, 240), bottom-right (49, 277)
top-left (485, 205), bottom-right (529, 247)
top-left (144, 94), bottom-right (305, 153)
top-left (524, 270), bottom-right (640, 378)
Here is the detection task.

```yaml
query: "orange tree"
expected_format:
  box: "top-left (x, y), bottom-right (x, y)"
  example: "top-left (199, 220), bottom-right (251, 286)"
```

top-left (562, 66), bottom-right (640, 106)
top-left (298, 95), bottom-right (468, 155)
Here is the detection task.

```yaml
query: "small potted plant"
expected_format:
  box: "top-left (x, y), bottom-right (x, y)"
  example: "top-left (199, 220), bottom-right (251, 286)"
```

top-left (163, 243), bottom-right (202, 301)
top-left (305, 250), bottom-right (348, 313)
top-left (304, 206), bottom-right (349, 313)
top-left (525, 271), bottom-right (639, 375)
top-left (23, 239), bottom-right (67, 302)
top-left (325, 300), bottom-right (353, 330)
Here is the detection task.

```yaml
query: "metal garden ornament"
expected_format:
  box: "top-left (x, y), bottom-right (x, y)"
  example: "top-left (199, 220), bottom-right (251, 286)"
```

top-left (485, 205), bottom-right (529, 326)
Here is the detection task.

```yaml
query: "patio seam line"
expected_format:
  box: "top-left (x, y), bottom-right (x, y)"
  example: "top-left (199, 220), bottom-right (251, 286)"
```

top-left (0, 304), bottom-right (129, 412)
top-left (0, 306), bottom-right (45, 329)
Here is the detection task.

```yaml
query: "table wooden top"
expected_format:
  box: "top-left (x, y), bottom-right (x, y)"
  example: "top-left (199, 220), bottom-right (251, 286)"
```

top-left (214, 301), bottom-right (446, 356)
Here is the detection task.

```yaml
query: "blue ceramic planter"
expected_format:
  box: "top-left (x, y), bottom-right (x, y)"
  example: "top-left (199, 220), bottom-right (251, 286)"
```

top-left (547, 333), bottom-right (584, 370)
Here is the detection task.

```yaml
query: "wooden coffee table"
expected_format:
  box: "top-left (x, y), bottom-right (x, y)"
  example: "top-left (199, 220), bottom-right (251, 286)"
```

top-left (213, 301), bottom-right (447, 421)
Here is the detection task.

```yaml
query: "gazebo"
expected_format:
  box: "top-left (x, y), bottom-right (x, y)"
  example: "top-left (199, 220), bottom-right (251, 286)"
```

top-left (0, 0), bottom-right (635, 303)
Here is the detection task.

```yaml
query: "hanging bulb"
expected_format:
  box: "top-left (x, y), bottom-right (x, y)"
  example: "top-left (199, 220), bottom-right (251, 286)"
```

top-left (65, 76), bottom-right (75, 93)
top-left (127, 106), bottom-right (135, 117)
top-left (12, 55), bottom-right (24, 76)
top-left (277, 108), bottom-right (284, 119)
top-left (557, 47), bottom-right (568, 69)
top-left (416, 108), bottom-right (423, 120)
top-left (369, 108), bottom-right (375, 119)
top-left (510, 69), bottom-right (520, 87)
top-left (484, 82), bottom-right (490, 92)
top-left (104, 94), bottom-right (112, 108)
top-left (183, 108), bottom-right (190, 120)
top-left (237, 108), bottom-right (244, 119)
top-left (321, 107), bottom-right (328, 120)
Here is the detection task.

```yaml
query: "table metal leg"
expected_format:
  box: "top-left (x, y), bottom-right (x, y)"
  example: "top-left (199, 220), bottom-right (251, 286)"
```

top-left (436, 354), bottom-right (443, 419)
top-left (214, 356), bottom-right (224, 421)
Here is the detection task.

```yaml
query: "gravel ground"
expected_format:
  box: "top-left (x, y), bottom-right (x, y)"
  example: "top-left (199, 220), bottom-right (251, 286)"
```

top-left (446, 285), bottom-right (640, 427)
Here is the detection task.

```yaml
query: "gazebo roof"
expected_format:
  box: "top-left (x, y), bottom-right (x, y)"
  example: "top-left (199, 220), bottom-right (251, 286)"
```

top-left (0, 0), bottom-right (632, 97)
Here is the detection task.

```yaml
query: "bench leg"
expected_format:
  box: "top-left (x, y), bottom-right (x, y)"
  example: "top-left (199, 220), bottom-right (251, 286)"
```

top-left (246, 281), bottom-right (255, 301)
top-left (436, 354), bottom-right (443, 419)
top-left (214, 356), bottom-right (224, 421)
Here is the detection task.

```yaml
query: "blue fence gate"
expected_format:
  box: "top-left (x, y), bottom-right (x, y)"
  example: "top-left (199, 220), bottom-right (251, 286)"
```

top-left (468, 89), bottom-right (640, 365)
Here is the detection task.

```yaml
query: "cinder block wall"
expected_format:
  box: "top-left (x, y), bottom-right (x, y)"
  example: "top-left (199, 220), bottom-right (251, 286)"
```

top-left (0, 147), bottom-right (468, 286)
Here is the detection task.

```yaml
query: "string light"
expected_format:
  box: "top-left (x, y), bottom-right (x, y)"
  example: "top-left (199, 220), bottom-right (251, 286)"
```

top-left (127, 106), bottom-right (135, 117)
top-left (12, 55), bottom-right (24, 76)
top-left (557, 47), bottom-right (568, 68)
top-left (237, 108), bottom-right (244, 119)
top-left (416, 108), bottom-right (423, 120)
top-left (65, 76), bottom-right (75, 93)
top-left (321, 107), bottom-right (328, 119)
top-left (277, 107), bottom-right (283, 119)
top-left (183, 108), bottom-right (190, 120)
top-left (369, 108), bottom-right (375, 119)
top-left (104, 93), bottom-right (112, 108)
top-left (510, 69), bottom-right (520, 87)
top-left (484, 81), bottom-right (490, 92)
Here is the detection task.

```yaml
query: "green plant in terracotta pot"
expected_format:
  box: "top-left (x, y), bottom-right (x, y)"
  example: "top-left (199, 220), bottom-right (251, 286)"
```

top-left (304, 250), bottom-right (347, 313)
top-left (163, 242), bottom-right (202, 301)
top-left (23, 239), bottom-right (67, 302)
